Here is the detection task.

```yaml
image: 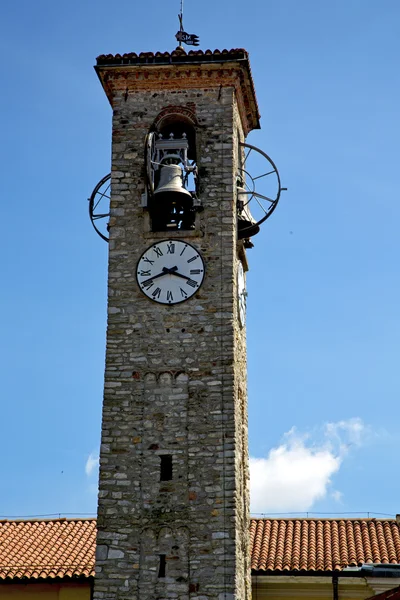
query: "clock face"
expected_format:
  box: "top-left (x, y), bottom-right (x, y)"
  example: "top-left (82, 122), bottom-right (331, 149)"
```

top-left (136, 240), bottom-right (205, 305)
top-left (237, 261), bottom-right (247, 327)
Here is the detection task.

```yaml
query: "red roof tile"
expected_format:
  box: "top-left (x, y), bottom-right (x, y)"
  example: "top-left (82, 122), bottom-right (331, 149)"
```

top-left (96, 48), bottom-right (249, 65)
top-left (2, 517), bottom-right (400, 581)
top-left (250, 519), bottom-right (400, 573)
top-left (0, 519), bottom-right (96, 581)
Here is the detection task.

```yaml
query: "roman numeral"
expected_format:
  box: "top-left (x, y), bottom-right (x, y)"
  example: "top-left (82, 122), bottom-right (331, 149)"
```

top-left (152, 287), bottom-right (162, 299)
top-left (190, 269), bottom-right (202, 275)
top-left (143, 257), bottom-right (154, 265)
top-left (167, 291), bottom-right (173, 302)
top-left (180, 288), bottom-right (188, 298)
top-left (142, 280), bottom-right (154, 290)
top-left (180, 245), bottom-right (188, 256)
top-left (140, 270), bottom-right (151, 277)
top-left (187, 255), bottom-right (198, 263)
top-left (186, 279), bottom-right (197, 288)
top-left (153, 246), bottom-right (163, 258)
top-left (167, 243), bottom-right (175, 254)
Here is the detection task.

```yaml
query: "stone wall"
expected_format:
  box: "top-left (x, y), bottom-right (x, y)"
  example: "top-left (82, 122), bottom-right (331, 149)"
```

top-left (93, 60), bottom-right (252, 600)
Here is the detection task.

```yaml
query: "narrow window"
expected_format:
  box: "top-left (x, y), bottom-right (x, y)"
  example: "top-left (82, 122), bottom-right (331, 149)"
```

top-left (160, 455), bottom-right (173, 481)
top-left (158, 554), bottom-right (166, 578)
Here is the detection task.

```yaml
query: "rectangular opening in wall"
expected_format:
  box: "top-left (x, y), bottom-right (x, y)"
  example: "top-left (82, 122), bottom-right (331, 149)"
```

top-left (160, 455), bottom-right (173, 481)
top-left (158, 554), bottom-right (166, 578)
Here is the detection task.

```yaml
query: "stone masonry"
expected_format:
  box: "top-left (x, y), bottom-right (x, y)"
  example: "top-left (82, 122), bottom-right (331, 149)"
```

top-left (93, 48), bottom-right (260, 600)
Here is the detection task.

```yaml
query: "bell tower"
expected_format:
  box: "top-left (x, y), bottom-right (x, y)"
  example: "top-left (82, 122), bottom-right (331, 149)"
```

top-left (91, 46), bottom-right (281, 600)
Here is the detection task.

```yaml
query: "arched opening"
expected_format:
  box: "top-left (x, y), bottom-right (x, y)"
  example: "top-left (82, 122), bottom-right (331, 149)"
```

top-left (146, 109), bottom-right (201, 232)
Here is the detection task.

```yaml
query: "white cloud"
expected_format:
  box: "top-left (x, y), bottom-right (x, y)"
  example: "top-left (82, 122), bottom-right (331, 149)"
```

top-left (250, 418), bottom-right (369, 514)
top-left (85, 452), bottom-right (99, 477)
top-left (324, 417), bottom-right (368, 450)
top-left (332, 490), bottom-right (343, 503)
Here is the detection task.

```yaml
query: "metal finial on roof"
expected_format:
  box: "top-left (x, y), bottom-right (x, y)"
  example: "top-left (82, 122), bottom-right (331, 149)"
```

top-left (175, 0), bottom-right (200, 47)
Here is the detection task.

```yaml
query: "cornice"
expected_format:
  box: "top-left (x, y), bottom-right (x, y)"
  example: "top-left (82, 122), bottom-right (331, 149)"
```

top-left (95, 59), bottom-right (260, 135)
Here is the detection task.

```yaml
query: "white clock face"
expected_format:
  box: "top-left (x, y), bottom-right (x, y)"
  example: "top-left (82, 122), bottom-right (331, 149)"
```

top-left (136, 240), bottom-right (205, 305)
top-left (237, 261), bottom-right (247, 327)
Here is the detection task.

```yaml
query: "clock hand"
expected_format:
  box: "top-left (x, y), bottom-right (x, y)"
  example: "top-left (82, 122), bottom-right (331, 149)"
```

top-left (140, 266), bottom-right (178, 286)
top-left (170, 271), bottom-right (191, 281)
top-left (170, 270), bottom-right (198, 285)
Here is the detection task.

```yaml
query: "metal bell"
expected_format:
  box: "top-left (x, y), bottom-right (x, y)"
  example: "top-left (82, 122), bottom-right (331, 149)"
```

top-left (151, 156), bottom-right (194, 231)
top-left (154, 157), bottom-right (193, 203)
top-left (237, 186), bottom-right (260, 239)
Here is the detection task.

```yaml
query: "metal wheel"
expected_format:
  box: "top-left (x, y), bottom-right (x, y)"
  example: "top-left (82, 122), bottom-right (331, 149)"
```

top-left (88, 173), bottom-right (111, 242)
top-left (237, 142), bottom-right (284, 235)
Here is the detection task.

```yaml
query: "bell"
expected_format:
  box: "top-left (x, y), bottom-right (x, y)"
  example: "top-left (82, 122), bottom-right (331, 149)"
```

top-left (238, 215), bottom-right (260, 239)
top-left (237, 187), bottom-right (260, 240)
top-left (154, 158), bottom-right (193, 203)
top-left (151, 156), bottom-right (194, 231)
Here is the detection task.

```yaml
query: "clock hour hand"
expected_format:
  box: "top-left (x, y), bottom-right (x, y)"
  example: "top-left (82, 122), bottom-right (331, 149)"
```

top-left (140, 266), bottom-right (178, 286)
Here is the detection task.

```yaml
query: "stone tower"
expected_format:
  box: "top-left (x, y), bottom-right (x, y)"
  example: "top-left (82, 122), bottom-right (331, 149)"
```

top-left (93, 47), bottom-right (260, 600)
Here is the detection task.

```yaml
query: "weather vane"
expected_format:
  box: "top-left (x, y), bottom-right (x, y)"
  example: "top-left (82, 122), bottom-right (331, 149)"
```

top-left (175, 0), bottom-right (200, 47)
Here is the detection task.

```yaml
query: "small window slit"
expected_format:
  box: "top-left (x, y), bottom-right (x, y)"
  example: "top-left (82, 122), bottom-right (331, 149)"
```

top-left (158, 554), bottom-right (166, 578)
top-left (160, 455), bottom-right (173, 481)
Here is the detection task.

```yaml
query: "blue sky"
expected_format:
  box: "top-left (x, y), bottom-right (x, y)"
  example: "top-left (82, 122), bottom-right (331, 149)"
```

top-left (1, 0), bottom-right (399, 519)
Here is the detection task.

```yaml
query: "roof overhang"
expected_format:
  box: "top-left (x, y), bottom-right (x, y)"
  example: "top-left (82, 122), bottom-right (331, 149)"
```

top-left (95, 48), bottom-right (260, 135)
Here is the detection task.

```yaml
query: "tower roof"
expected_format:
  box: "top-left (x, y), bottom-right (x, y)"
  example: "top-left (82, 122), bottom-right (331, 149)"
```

top-left (95, 47), bottom-right (260, 134)
top-left (97, 47), bottom-right (253, 67)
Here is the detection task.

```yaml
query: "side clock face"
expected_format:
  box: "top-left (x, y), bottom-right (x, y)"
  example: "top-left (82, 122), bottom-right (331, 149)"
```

top-left (237, 261), bottom-right (247, 327)
top-left (136, 240), bottom-right (205, 305)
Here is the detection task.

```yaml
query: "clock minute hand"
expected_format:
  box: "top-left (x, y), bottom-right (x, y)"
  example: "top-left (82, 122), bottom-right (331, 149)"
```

top-left (170, 270), bottom-right (198, 286)
top-left (170, 271), bottom-right (190, 281)
top-left (140, 266), bottom-right (178, 286)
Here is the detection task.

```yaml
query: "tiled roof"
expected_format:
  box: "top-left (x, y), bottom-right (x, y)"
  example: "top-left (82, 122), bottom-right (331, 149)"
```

top-left (96, 47), bottom-right (249, 66)
top-left (2, 517), bottom-right (400, 581)
top-left (250, 518), bottom-right (400, 573)
top-left (0, 519), bottom-right (96, 581)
